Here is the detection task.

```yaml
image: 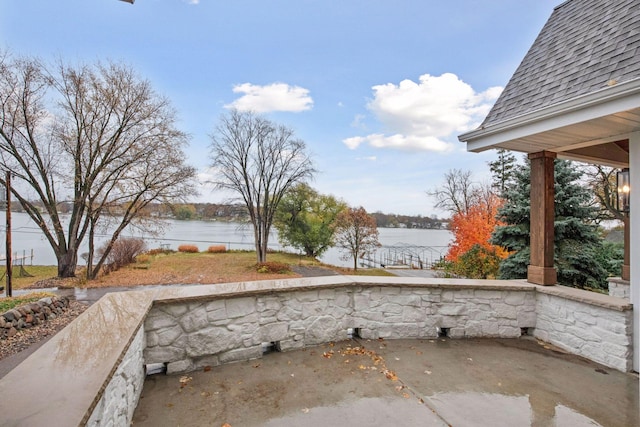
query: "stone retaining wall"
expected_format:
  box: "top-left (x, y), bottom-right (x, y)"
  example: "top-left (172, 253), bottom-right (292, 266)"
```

top-left (608, 278), bottom-right (631, 300)
top-left (0, 296), bottom-right (69, 339)
top-left (0, 277), bottom-right (634, 427)
top-left (144, 285), bottom-right (538, 374)
top-left (86, 326), bottom-right (146, 427)
top-left (535, 291), bottom-right (633, 371)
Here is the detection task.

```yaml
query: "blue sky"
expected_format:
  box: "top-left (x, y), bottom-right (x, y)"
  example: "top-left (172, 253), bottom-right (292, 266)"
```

top-left (1, 0), bottom-right (559, 216)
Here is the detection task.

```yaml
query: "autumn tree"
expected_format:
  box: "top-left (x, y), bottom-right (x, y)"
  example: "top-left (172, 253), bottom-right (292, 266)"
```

top-left (445, 192), bottom-right (507, 279)
top-left (333, 206), bottom-right (381, 271)
top-left (0, 53), bottom-right (196, 278)
top-left (274, 183), bottom-right (346, 258)
top-left (209, 110), bottom-right (315, 263)
top-left (447, 193), bottom-right (507, 262)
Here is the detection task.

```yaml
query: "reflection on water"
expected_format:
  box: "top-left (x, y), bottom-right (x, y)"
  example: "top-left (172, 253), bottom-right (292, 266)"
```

top-left (425, 392), bottom-right (603, 427)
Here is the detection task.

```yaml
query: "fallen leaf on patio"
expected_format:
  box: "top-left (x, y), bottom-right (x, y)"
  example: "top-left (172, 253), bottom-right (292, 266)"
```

top-left (166, 403), bottom-right (174, 408)
top-left (418, 398), bottom-right (425, 404)
top-left (383, 369), bottom-right (398, 381)
top-left (222, 423), bottom-right (232, 427)
top-left (358, 365), bottom-right (367, 370)
top-left (344, 359), bottom-right (350, 364)
top-left (395, 385), bottom-right (404, 391)
top-left (179, 376), bottom-right (193, 388)
top-left (416, 351), bottom-right (423, 355)
top-left (203, 366), bottom-right (212, 372)
top-left (402, 392), bottom-right (410, 398)
top-left (467, 358), bottom-right (473, 362)
top-left (291, 373), bottom-right (295, 377)
top-left (394, 357), bottom-right (400, 361)
top-left (253, 363), bottom-right (261, 368)
top-left (201, 391), bottom-right (211, 397)
top-left (424, 370), bottom-right (432, 375)
top-left (301, 408), bottom-right (310, 413)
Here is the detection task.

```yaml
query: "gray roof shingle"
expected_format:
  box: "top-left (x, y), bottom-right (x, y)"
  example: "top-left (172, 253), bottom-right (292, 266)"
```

top-left (482, 0), bottom-right (640, 127)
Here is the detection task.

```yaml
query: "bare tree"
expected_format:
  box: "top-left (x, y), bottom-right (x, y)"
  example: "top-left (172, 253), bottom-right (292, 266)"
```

top-left (333, 206), bottom-right (381, 271)
top-left (209, 110), bottom-right (315, 263)
top-left (0, 53), bottom-right (197, 278)
top-left (581, 164), bottom-right (625, 222)
top-left (427, 169), bottom-right (481, 216)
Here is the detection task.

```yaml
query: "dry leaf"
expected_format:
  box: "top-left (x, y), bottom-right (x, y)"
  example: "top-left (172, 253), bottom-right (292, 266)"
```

top-left (402, 392), bottom-right (410, 399)
top-left (424, 370), bottom-right (432, 375)
top-left (203, 366), bottom-right (212, 372)
top-left (301, 408), bottom-right (310, 413)
top-left (222, 423), bottom-right (232, 427)
top-left (383, 369), bottom-right (398, 381)
top-left (179, 376), bottom-right (193, 388)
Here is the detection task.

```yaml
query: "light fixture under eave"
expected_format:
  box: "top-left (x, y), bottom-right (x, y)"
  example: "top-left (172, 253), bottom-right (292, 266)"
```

top-left (616, 168), bottom-right (630, 215)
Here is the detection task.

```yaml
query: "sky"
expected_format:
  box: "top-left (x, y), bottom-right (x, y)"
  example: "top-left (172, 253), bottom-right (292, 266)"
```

top-left (1, 0), bottom-right (560, 217)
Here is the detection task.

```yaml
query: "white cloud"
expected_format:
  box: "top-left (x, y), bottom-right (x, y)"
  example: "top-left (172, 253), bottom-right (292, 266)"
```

top-left (225, 82), bottom-right (313, 113)
top-left (356, 156), bottom-right (377, 161)
top-left (343, 73), bottom-right (501, 152)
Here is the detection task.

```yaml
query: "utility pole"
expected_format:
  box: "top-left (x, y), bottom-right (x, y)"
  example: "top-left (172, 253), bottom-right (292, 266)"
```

top-left (5, 172), bottom-right (11, 297)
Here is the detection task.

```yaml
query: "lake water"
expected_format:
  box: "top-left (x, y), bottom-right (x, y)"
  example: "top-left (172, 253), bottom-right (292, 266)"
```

top-left (0, 212), bottom-right (452, 268)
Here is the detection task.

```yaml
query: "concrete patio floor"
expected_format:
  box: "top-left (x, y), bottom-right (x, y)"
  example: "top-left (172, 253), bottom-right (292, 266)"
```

top-left (133, 337), bottom-right (639, 427)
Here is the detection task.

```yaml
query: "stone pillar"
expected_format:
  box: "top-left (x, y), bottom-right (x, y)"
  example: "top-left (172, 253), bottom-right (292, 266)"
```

top-left (527, 151), bottom-right (557, 285)
top-left (629, 132), bottom-right (639, 372)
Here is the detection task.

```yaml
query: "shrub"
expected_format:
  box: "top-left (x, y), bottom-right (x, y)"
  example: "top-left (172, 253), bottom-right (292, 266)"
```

top-left (207, 245), bottom-right (227, 253)
top-left (448, 244), bottom-right (502, 279)
top-left (100, 237), bottom-right (147, 274)
top-left (147, 247), bottom-right (174, 256)
top-left (178, 244), bottom-right (199, 253)
top-left (256, 262), bottom-right (291, 274)
top-left (136, 254), bottom-right (151, 264)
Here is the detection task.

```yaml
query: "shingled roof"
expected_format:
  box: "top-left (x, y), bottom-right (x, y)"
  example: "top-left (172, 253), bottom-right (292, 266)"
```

top-left (482, 0), bottom-right (640, 127)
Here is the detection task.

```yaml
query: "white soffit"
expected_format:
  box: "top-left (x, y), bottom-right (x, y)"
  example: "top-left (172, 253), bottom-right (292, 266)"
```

top-left (460, 79), bottom-right (640, 162)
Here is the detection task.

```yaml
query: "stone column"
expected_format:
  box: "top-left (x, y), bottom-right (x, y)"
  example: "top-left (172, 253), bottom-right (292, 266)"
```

top-left (527, 151), bottom-right (557, 285)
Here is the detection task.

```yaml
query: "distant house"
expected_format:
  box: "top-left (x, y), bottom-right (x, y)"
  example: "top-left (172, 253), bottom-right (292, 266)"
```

top-left (459, 0), bottom-right (640, 371)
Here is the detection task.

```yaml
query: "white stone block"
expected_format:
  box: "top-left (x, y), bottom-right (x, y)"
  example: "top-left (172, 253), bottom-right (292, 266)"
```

top-left (226, 297), bottom-right (256, 318)
top-left (186, 327), bottom-right (242, 357)
top-left (166, 359), bottom-right (194, 375)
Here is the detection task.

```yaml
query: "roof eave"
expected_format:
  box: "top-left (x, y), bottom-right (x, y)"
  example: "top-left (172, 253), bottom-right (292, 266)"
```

top-left (459, 77), bottom-right (640, 153)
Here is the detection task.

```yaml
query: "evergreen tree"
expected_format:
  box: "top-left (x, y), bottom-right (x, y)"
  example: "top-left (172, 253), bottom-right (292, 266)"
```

top-left (491, 159), bottom-right (608, 289)
top-left (488, 149), bottom-right (518, 197)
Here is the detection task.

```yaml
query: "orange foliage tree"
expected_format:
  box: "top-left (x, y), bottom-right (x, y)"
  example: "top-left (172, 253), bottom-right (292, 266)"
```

top-left (446, 193), bottom-right (508, 262)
